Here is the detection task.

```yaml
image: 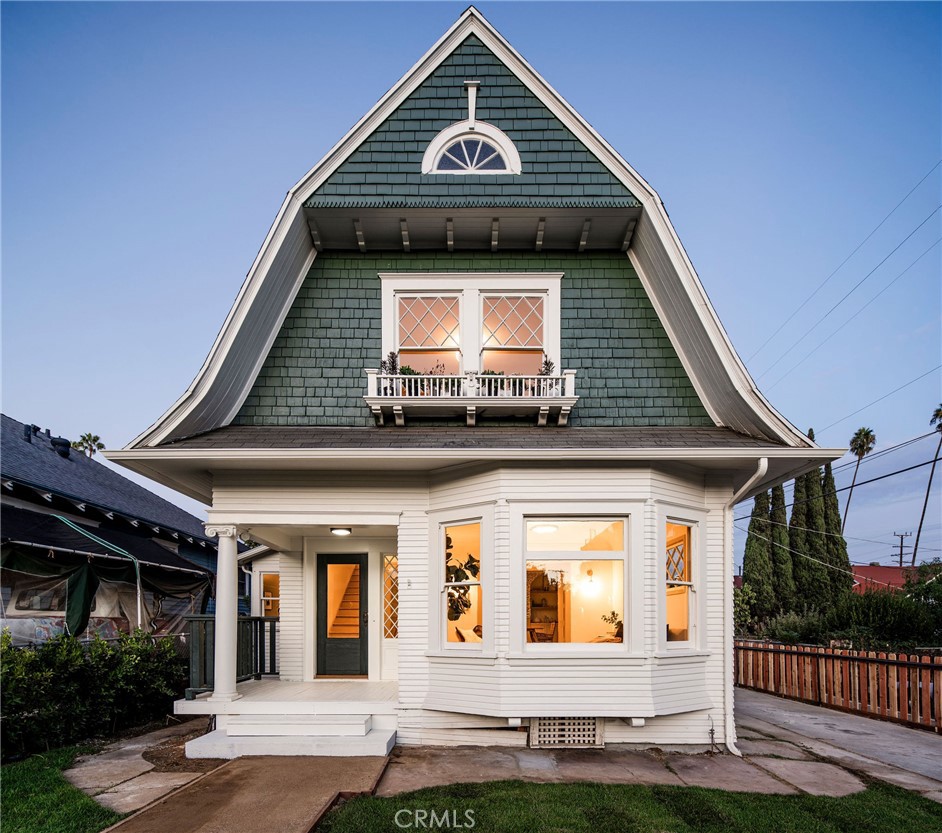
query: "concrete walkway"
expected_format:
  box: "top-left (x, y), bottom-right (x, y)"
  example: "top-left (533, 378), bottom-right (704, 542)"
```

top-left (101, 756), bottom-right (387, 833)
top-left (66, 723), bottom-right (207, 813)
top-left (736, 688), bottom-right (942, 801)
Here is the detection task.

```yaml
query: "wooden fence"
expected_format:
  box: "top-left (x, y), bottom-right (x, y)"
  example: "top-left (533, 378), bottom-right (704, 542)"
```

top-left (735, 640), bottom-right (942, 733)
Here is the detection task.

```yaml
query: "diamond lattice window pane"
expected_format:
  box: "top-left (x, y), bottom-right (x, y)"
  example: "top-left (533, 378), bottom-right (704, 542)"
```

top-left (666, 542), bottom-right (688, 583)
top-left (398, 296), bottom-right (460, 348)
top-left (383, 554), bottom-right (398, 639)
top-left (482, 296), bottom-right (544, 348)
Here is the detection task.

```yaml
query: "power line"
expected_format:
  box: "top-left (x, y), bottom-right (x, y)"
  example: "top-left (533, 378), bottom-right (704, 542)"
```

top-left (734, 454), bottom-right (942, 518)
top-left (817, 367), bottom-right (941, 432)
top-left (743, 517), bottom-right (901, 547)
top-left (831, 432), bottom-right (934, 472)
top-left (757, 205), bottom-right (941, 379)
top-left (765, 239), bottom-right (941, 392)
top-left (746, 159), bottom-right (942, 363)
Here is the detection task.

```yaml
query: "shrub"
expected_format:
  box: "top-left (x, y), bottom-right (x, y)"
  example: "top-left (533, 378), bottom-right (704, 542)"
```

top-left (0, 629), bottom-right (186, 760)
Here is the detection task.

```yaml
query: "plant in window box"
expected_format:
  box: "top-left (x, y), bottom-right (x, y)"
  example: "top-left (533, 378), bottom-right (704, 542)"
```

top-left (537, 353), bottom-right (559, 396)
top-left (445, 533), bottom-right (480, 621)
top-left (601, 610), bottom-right (624, 641)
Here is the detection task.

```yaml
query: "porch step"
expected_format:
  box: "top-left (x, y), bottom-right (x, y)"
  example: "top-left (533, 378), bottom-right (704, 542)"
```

top-left (227, 714), bottom-right (371, 737)
top-left (187, 728), bottom-right (396, 758)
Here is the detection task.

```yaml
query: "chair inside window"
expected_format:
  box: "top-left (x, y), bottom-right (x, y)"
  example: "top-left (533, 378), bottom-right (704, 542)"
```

top-left (532, 622), bottom-right (556, 643)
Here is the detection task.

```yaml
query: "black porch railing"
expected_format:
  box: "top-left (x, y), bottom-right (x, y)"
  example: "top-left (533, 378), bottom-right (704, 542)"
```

top-left (184, 615), bottom-right (279, 699)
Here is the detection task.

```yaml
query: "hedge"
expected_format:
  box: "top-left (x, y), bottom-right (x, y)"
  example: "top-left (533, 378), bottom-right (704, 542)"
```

top-left (0, 629), bottom-right (187, 760)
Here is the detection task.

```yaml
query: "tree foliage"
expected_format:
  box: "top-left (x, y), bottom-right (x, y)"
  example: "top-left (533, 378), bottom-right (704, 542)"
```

top-left (822, 461), bottom-right (852, 598)
top-left (742, 492), bottom-right (775, 621)
top-left (843, 426), bottom-right (875, 533)
top-left (769, 484), bottom-right (796, 613)
top-left (71, 433), bottom-right (105, 458)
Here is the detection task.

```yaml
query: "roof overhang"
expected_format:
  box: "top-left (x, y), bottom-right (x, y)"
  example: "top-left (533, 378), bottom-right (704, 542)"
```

top-left (122, 6), bottom-right (815, 452)
top-left (106, 446), bottom-right (843, 507)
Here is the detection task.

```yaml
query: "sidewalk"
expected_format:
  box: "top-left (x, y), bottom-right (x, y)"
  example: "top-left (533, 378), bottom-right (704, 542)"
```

top-left (736, 688), bottom-right (942, 800)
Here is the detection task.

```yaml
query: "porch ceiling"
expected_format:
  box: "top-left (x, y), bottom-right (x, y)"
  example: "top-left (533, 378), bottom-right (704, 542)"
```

top-left (304, 206), bottom-right (641, 252)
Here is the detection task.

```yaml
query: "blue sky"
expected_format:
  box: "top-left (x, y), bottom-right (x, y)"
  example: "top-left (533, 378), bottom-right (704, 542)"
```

top-left (3, 2), bottom-right (940, 566)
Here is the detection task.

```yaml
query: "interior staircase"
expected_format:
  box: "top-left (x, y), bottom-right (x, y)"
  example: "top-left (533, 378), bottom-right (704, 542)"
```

top-left (328, 565), bottom-right (360, 638)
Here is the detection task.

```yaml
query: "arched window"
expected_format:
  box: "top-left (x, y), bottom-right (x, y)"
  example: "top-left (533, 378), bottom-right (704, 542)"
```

top-left (436, 137), bottom-right (508, 172)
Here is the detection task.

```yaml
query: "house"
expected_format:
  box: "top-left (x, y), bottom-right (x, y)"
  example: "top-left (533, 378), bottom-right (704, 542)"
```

top-left (851, 565), bottom-right (914, 594)
top-left (1, 414), bottom-right (214, 644)
top-left (108, 8), bottom-right (843, 757)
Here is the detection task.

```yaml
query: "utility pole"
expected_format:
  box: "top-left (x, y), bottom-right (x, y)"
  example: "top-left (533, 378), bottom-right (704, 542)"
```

top-left (892, 532), bottom-right (912, 568)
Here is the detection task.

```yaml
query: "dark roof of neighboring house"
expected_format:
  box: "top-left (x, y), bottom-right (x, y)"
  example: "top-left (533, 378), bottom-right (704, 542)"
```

top-left (1, 414), bottom-right (210, 542)
top-left (1, 504), bottom-right (210, 575)
top-left (161, 425), bottom-right (785, 450)
top-left (851, 565), bottom-right (914, 594)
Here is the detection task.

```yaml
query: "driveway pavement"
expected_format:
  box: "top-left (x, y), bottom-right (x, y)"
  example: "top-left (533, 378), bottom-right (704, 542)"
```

top-left (735, 688), bottom-right (942, 800)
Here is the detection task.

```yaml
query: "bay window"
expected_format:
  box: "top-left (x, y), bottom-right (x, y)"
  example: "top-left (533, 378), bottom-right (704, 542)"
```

top-left (443, 521), bottom-right (482, 645)
top-left (665, 521), bottom-right (694, 644)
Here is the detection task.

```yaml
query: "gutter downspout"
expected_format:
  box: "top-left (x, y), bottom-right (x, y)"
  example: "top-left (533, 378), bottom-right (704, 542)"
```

top-left (723, 457), bottom-right (768, 756)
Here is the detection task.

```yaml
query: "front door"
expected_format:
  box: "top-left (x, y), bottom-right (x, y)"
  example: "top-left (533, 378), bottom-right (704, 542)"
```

top-left (317, 554), bottom-right (368, 676)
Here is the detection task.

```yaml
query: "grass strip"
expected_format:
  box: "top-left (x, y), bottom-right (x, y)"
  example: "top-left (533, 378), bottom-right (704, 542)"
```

top-left (1, 746), bottom-right (123, 833)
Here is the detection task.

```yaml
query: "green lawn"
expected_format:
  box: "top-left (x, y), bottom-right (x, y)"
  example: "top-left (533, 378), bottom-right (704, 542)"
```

top-left (319, 780), bottom-right (942, 833)
top-left (1, 747), bottom-right (123, 833)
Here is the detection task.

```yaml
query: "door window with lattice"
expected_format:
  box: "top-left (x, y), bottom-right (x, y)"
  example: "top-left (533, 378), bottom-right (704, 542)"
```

top-left (397, 295), bottom-right (461, 373)
top-left (481, 295), bottom-right (544, 374)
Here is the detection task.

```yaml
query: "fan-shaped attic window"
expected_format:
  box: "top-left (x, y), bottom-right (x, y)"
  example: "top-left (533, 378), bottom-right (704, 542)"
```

top-left (421, 81), bottom-right (522, 175)
top-left (436, 137), bottom-right (508, 172)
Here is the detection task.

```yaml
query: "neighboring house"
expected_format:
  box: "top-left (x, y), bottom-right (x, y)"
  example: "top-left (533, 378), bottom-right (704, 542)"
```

top-left (851, 565), bottom-right (914, 594)
top-left (1, 414), bottom-right (215, 644)
top-left (109, 8), bottom-right (842, 757)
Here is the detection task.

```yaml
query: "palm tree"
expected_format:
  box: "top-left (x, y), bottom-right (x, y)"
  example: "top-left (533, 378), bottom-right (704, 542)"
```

top-left (842, 427), bottom-right (876, 534)
top-left (71, 432), bottom-right (105, 458)
top-left (912, 404), bottom-right (942, 565)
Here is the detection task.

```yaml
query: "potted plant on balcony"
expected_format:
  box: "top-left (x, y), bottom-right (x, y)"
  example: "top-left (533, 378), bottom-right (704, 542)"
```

top-left (479, 369), bottom-right (506, 396)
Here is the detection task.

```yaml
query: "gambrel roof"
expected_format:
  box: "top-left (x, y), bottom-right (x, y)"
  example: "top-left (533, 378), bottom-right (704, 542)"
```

top-left (124, 7), bottom-right (817, 452)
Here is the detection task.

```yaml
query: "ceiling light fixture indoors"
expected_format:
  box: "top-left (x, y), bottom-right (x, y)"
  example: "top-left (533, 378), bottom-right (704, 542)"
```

top-left (331, 528), bottom-right (352, 536)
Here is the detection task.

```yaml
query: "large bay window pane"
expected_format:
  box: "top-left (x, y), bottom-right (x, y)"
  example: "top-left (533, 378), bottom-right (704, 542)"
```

top-left (398, 296), bottom-right (460, 373)
top-left (666, 523), bottom-right (692, 642)
top-left (444, 522), bottom-right (482, 644)
top-left (526, 560), bottom-right (623, 643)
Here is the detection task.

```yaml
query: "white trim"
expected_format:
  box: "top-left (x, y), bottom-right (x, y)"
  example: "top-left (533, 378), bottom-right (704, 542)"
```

top-left (657, 507), bottom-right (707, 653)
top-left (421, 121), bottom-right (522, 175)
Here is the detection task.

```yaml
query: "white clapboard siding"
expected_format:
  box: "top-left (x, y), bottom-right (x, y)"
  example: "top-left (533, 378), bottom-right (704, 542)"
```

top-left (277, 552), bottom-right (304, 681)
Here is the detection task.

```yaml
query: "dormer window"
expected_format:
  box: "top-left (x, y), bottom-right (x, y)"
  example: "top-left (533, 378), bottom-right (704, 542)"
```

top-left (422, 81), bottom-right (521, 175)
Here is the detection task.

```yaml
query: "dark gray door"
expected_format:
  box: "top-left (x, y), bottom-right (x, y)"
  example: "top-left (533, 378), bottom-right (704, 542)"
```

top-left (317, 554), bottom-right (368, 676)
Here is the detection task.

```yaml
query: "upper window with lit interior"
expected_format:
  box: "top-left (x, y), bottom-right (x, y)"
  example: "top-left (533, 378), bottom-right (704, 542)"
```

top-left (422, 81), bottom-right (521, 176)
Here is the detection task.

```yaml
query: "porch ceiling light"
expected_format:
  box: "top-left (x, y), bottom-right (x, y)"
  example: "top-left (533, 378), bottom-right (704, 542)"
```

top-left (532, 523), bottom-right (558, 534)
top-left (331, 527), bottom-right (352, 536)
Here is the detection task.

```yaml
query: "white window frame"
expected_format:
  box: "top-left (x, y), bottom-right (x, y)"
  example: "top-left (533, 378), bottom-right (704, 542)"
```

top-left (510, 507), bottom-right (639, 656)
top-left (657, 507), bottom-right (704, 653)
top-left (428, 505), bottom-right (494, 654)
top-left (258, 572), bottom-right (280, 618)
top-left (380, 274), bottom-right (562, 374)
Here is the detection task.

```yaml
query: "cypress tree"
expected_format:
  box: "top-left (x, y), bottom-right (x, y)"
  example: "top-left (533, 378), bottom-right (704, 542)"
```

top-left (822, 461), bottom-right (852, 598)
top-left (803, 428), bottom-right (832, 609)
top-left (788, 473), bottom-right (812, 609)
top-left (742, 491), bottom-right (775, 621)
top-left (769, 484), bottom-right (796, 613)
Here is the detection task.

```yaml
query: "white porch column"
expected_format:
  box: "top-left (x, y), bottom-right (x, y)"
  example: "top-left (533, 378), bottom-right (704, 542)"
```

top-left (206, 524), bottom-right (241, 702)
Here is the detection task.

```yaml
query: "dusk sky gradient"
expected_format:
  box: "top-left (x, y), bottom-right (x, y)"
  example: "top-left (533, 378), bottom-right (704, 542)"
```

top-left (3, 2), bottom-right (940, 568)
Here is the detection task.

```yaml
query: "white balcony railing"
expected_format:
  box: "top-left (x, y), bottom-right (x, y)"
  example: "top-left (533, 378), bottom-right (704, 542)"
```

top-left (364, 369), bottom-right (578, 427)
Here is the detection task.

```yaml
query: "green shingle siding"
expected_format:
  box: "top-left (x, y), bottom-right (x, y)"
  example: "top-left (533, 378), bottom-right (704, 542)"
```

top-left (305, 36), bottom-right (638, 208)
top-left (233, 252), bottom-right (712, 428)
